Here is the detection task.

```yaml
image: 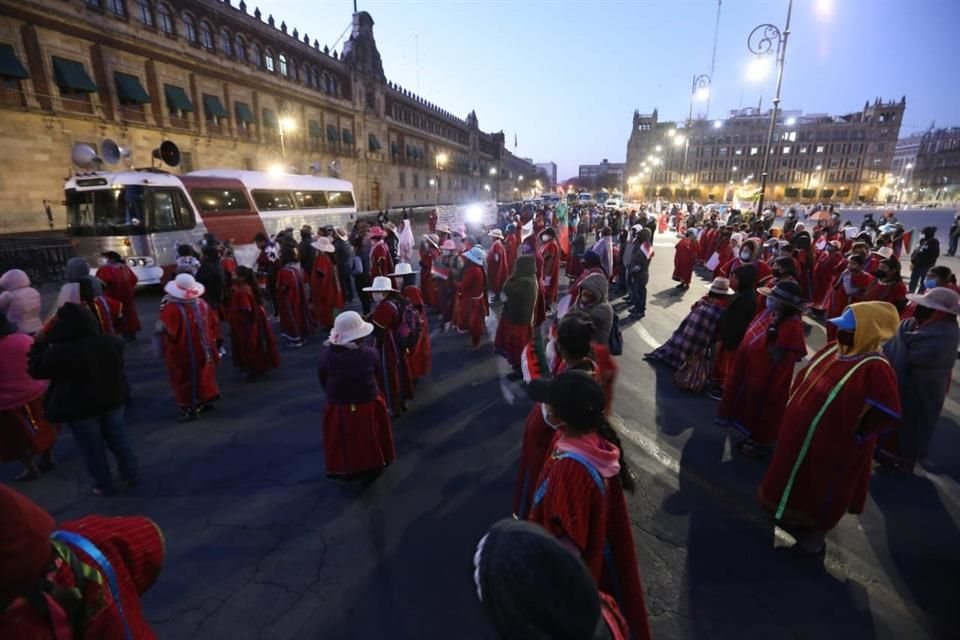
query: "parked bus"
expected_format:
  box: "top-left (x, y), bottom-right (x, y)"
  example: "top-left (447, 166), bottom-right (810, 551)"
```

top-left (65, 168), bottom-right (357, 284)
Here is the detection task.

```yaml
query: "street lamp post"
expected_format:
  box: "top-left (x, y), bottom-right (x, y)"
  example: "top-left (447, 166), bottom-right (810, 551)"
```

top-left (747, 0), bottom-right (793, 215)
top-left (683, 74), bottom-right (711, 196)
top-left (278, 116), bottom-right (296, 163)
top-left (489, 166), bottom-right (498, 203)
top-left (435, 152), bottom-right (448, 208)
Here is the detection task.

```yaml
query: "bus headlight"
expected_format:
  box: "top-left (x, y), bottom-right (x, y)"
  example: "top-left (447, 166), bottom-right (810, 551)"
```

top-left (126, 258), bottom-right (137, 267)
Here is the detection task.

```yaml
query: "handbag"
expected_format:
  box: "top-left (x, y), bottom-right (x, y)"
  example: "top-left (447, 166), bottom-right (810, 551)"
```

top-left (674, 354), bottom-right (709, 392)
top-left (608, 313), bottom-right (624, 356)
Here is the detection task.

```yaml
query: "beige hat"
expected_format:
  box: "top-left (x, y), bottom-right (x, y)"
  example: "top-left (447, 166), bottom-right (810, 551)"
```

top-left (873, 246), bottom-right (894, 259)
top-left (388, 262), bottom-right (419, 277)
top-left (328, 310), bottom-right (374, 345)
top-left (424, 234), bottom-right (440, 248)
top-left (334, 227), bottom-right (349, 241)
top-left (164, 273), bottom-right (205, 300)
top-left (312, 237), bottom-right (336, 253)
top-left (488, 229), bottom-right (504, 240)
top-left (435, 223), bottom-right (451, 234)
top-left (906, 287), bottom-right (960, 315)
top-left (362, 275), bottom-right (399, 293)
top-left (384, 221), bottom-right (398, 234)
top-left (705, 277), bottom-right (735, 296)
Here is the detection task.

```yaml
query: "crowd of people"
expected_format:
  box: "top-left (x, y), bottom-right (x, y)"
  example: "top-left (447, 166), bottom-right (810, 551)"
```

top-left (1, 197), bottom-right (958, 638)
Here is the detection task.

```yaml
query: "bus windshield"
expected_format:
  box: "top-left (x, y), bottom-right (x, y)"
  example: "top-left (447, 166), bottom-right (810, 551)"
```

top-left (66, 186), bottom-right (147, 237)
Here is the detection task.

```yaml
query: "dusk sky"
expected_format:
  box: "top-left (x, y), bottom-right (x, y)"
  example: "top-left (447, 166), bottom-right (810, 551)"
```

top-left (259, 0), bottom-right (960, 181)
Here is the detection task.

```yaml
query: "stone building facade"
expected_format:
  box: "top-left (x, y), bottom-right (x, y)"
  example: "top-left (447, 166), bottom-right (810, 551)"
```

top-left (912, 127), bottom-right (960, 203)
top-left (624, 98), bottom-right (906, 205)
top-left (0, 0), bottom-right (535, 233)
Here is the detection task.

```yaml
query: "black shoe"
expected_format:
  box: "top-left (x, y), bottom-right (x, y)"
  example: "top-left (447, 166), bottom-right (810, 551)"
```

top-left (178, 407), bottom-right (198, 422)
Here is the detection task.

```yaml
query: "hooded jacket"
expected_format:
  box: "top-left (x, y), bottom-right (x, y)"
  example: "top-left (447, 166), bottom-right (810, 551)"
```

top-left (502, 255), bottom-right (539, 326)
top-left (577, 273), bottom-right (614, 345)
top-left (842, 301), bottom-right (900, 357)
top-left (65, 257), bottom-right (104, 297)
top-left (0, 269), bottom-right (42, 334)
top-left (27, 303), bottom-right (127, 422)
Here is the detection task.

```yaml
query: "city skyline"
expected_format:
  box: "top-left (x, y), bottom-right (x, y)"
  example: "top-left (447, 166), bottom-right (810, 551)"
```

top-left (259, 0), bottom-right (960, 182)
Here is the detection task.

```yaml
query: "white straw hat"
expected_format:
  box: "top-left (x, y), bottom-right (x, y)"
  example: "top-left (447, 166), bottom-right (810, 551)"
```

top-left (363, 275), bottom-right (399, 293)
top-left (164, 273), bottom-right (205, 300)
top-left (388, 262), bottom-right (419, 277)
top-left (906, 287), bottom-right (960, 315)
top-left (329, 310), bottom-right (374, 345)
top-left (488, 229), bottom-right (504, 240)
top-left (705, 277), bottom-right (735, 295)
top-left (312, 237), bottom-right (336, 253)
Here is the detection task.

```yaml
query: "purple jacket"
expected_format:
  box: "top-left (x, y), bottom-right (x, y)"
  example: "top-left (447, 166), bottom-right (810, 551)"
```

top-left (318, 344), bottom-right (379, 405)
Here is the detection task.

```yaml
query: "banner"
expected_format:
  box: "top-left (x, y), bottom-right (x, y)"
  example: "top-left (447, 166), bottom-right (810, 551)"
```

top-left (437, 202), bottom-right (498, 229)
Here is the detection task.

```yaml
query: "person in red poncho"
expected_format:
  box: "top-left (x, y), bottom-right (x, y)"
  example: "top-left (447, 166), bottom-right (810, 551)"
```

top-left (486, 229), bottom-right (509, 299)
top-left (759, 301), bottom-right (901, 555)
top-left (862, 256), bottom-right (908, 314)
top-left (0, 485), bottom-right (165, 639)
top-left (276, 247), bottom-right (314, 348)
top-left (456, 247), bottom-right (489, 349)
top-left (95, 251), bottom-right (140, 342)
top-left (526, 371), bottom-right (652, 640)
top-left (672, 228), bottom-right (699, 289)
top-left (716, 237), bottom-right (772, 285)
top-left (227, 267), bottom-right (280, 382)
top-left (402, 284), bottom-right (431, 380)
top-left (811, 240), bottom-right (844, 312)
top-left (368, 226), bottom-right (394, 278)
top-left (825, 254), bottom-right (874, 340)
top-left (156, 274), bottom-right (221, 422)
top-left (365, 276), bottom-right (414, 416)
top-left (504, 223), bottom-right (520, 276)
top-left (310, 236), bottom-right (344, 331)
top-left (537, 227), bottom-right (561, 310)
top-left (318, 311), bottom-right (395, 478)
top-left (418, 234), bottom-right (440, 308)
top-left (716, 281), bottom-right (807, 458)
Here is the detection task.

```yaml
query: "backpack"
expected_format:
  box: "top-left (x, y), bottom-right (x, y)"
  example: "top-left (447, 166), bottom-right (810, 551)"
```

top-left (394, 299), bottom-right (422, 350)
top-left (608, 313), bottom-right (623, 356)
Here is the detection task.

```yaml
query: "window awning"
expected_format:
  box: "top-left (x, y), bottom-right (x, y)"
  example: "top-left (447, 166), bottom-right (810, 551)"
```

top-left (114, 72), bottom-right (150, 104)
top-left (326, 124), bottom-right (340, 142)
top-left (202, 94), bottom-right (227, 118)
top-left (262, 108), bottom-right (278, 129)
top-left (308, 120), bottom-right (322, 137)
top-left (342, 129), bottom-right (355, 145)
top-left (390, 141), bottom-right (399, 155)
top-left (164, 84), bottom-right (194, 112)
top-left (0, 44), bottom-right (28, 79)
top-left (52, 56), bottom-right (96, 92)
top-left (368, 134), bottom-right (381, 151)
top-left (234, 101), bottom-right (255, 124)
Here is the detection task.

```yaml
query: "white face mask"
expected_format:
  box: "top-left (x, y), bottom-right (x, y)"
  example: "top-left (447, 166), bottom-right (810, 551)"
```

top-left (541, 402), bottom-right (561, 429)
top-left (372, 293), bottom-right (385, 303)
top-left (98, 257), bottom-right (108, 265)
top-left (740, 250), bottom-right (752, 261)
top-left (766, 296), bottom-right (779, 311)
top-left (541, 235), bottom-right (551, 243)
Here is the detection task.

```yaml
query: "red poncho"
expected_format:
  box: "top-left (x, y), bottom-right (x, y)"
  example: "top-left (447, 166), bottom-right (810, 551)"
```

top-left (370, 241), bottom-right (393, 278)
top-left (486, 240), bottom-right (508, 295)
top-left (403, 285), bottom-right (432, 379)
top-left (96, 262), bottom-right (140, 334)
top-left (227, 283), bottom-right (280, 375)
top-left (310, 253), bottom-right (344, 330)
top-left (456, 262), bottom-right (488, 346)
top-left (158, 298), bottom-right (220, 407)
top-left (538, 240), bottom-right (561, 307)
top-left (371, 297), bottom-right (415, 415)
top-left (277, 264), bottom-right (313, 341)
top-left (672, 237), bottom-right (698, 285)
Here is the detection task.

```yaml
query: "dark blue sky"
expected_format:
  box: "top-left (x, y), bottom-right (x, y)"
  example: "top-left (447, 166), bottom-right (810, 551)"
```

top-left (259, 0), bottom-right (960, 180)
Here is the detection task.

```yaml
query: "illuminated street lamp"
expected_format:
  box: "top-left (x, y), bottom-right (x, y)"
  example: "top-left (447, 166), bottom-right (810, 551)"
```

top-left (278, 115), bottom-right (296, 159)
top-left (655, 145), bottom-right (662, 152)
top-left (434, 152), bottom-right (449, 207)
top-left (713, 120), bottom-right (723, 129)
top-left (489, 167), bottom-right (497, 176)
top-left (746, 0), bottom-right (793, 213)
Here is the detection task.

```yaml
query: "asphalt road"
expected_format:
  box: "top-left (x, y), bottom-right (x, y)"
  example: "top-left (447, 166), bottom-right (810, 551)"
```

top-left (5, 230), bottom-right (960, 639)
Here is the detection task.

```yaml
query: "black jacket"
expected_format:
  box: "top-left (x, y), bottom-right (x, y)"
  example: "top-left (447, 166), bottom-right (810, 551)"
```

top-left (28, 303), bottom-right (127, 422)
top-left (196, 260), bottom-right (225, 307)
top-left (911, 237), bottom-right (940, 268)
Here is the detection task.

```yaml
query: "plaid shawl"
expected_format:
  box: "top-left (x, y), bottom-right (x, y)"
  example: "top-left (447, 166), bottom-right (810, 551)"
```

top-left (650, 297), bottom-right (727, 369)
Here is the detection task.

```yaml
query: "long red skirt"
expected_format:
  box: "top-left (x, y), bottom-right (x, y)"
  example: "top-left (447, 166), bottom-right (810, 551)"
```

top-left (0, 396), bottom-right (57, 461)
top-left (711, 344), bottom-right (736, 387)
top-left (407, 318), bottom-right (432, 379)
top-left (456, 297), bottom-right (487, 346)
top-left (512, 405), bottom-right (557, 518)
top-left (322, 396), bottom-right (395, 476)
top-left (494, 320), bottom-right (532, 368)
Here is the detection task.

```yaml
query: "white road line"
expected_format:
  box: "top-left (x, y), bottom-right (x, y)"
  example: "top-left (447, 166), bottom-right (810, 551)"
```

top-left (632, 321), bottom-right (663, 350)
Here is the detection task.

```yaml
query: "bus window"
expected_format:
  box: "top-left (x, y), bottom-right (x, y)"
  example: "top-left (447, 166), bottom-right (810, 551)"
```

top-left (252, 190), bottom-right (295, 211)
top-left (294, 191), bottom-right (328, 209)
top-left (149, 189), bottom-right (195, 231)
top-left (326, 191), bottom-right (355, 208)
top-left (66, 186), bottom-right (147, 237)
top-left (191, 189), bottom-right (251, 213)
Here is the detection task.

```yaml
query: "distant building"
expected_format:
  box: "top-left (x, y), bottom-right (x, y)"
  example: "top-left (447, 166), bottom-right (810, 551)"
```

top-left (890, 133), bottom-right (922, 202)
top-left (535, 161), bottom-right (557, 189)
top-left (578, 159), bottom-right (625, 192)
top-left (913, 127), bottom-right (960, 203)
top-left (625, 98), bottom-right (906, 204)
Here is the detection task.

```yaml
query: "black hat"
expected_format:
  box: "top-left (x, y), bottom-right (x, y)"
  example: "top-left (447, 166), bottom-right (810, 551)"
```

top-left (757, 280), bottom-right (807, 310)
top-left (475, 519), bottom-right (602, 640)
top-left (101, 250), bottom-right (122, 262)
top-left (527, 371), bottom-right (605, 429)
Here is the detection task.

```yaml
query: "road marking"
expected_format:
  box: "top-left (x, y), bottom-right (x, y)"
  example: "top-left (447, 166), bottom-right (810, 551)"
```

top-left (653, 241), bottom-right (677, 248)
top-left (632, 321), bottom-right (663, 350)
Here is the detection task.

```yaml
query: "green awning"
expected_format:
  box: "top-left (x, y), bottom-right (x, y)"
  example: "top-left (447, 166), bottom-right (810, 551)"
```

top-left (390, 142), bottom-right (399, 155)
top-left (368, 134), bottom-right (381, 151)
top-left (52, 56), bottom-right (96, 92)
top-left (234, 101), bottom-right (255, 124)
top-left (0, 44), bottom-right (28, 79)
top-left (262, 108), bottom-right (278, 129)
top-left (326, 124), bottom-right (340, 142)
top-left (114, 72), bottom-right (150, 104)
top-left (164, 84), bottom-right (194, 112)
top-left (342, 129), bottom-right (354, 145)
top-left (307, 120), bottom-right (321, 137)
top-left (202, 94), bottom-right (227, 118)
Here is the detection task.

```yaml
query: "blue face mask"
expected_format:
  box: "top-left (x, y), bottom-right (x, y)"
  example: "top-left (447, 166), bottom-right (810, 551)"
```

top-left (924, 278), bottom-right (939, 290)
top-left (766, 297), bottom-right (779, 311)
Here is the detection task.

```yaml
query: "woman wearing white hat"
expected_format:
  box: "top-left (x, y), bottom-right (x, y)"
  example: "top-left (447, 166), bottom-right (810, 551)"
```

top-left (419, 234), bottom-right (441, 308)
top-left (318, 311), bottom-right (395, 477)
top-left (486, 229), bottom-right (508, 299)
top-left (456, 247), bottom-right (489, 349)
top-left (156, 273), bottom-right (221, 421)
top-left (363, 276), bottom-right (414, 416)
top-left (388, 262), bottom-right (419, 290)
top-left (310, 236), bottom-right (344, 331)
top-left (877, 287), bottom-right (960, 471)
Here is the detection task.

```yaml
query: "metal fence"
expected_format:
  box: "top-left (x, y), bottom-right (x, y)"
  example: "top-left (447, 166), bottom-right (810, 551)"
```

top-left (0, 234), bottom-right (77, 284)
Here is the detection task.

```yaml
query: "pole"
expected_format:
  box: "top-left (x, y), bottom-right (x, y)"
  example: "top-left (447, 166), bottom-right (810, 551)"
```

top-left (279, 127), bottom-right (286, 160)
top-left (707, 0), bottom-right (722, 119)
top-left (683, 75), bottom-right (694, 191)
top-left (756, 0), bottom-right (792, 215)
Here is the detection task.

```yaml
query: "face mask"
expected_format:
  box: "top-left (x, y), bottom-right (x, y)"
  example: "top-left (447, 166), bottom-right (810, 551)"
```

top-left (97, 257), bottom-right (108, 265)
top-left (924, 278), bottom-right (939, 290)
top-left (766, 297), bottom-right (779, 311)
top-left (913, 305), bottom-right (935, 322)
top-left (740, 250), bottom-right (752, 261)
top-left (372, 293), bottom-right (385, 303)
top-left (541, 235), bottom-right (551, 243)
top-left (837, 329), bottom-right (855, 354)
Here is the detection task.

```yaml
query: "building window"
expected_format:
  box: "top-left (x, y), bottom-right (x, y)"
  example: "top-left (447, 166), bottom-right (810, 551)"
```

top-left (234, 36), bottom-right (246, 61)
top-left (399, 171), bottom-right (406, 188)
top-left (136, 0), bottom-right (153, 26)
top-left (251, 43), bottom-right (262, 67)
top-left (413, 173), bottom-right (420, 189)
top-left (87, 0), bottom-right (103, 8)
top-left (182, 14), bottom-right (197, 43)
top-left (278, 54), bottom-right (288, 77)
top-left (782, 146), bottom-right (791, 154)
top-left (157, 3), bottom-right (173, 34)
top-left (107, 0), bottom-right (126, 16)
top-left (199, 21), bottom-right (214, 50)
top-left (749, 147), bottom-right (759, 156)
top-left (815, 145), bottom-right (825, 153)
top-left (289, 58), bottom-right (297, 81)
top-left (302, 64), bottom-right (312, 87)
top-left (264, 49), bottom-right (275, 72)
top-left (220, 28), bottom-right (232, 56)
